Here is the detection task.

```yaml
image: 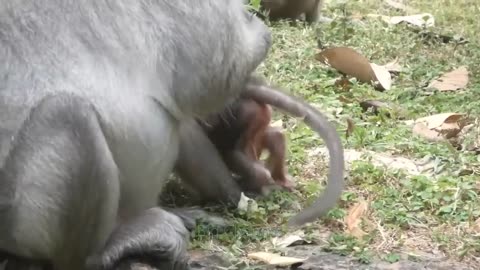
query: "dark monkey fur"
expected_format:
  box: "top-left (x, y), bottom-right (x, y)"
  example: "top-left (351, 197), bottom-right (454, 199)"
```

top-left (260, 0), bottom-right (324, 23)
top-left (0, 1), bottom-right (270, 269)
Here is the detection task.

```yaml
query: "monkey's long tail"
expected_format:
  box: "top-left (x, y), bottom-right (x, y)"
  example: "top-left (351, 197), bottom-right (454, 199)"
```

top-left (242, 81), bottom-right (345, 227)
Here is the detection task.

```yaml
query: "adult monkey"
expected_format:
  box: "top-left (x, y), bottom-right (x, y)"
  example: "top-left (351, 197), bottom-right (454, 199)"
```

top-left (0, 0), bottom-right (271, 269)
top-left (260, 0), bottom-right (325, 23)
top-left (176, 75), bottom-right (346, 227)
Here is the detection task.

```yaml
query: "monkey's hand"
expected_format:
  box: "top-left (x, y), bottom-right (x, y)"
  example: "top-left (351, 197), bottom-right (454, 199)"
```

top-left (86, 208), bottom-right (190, 270)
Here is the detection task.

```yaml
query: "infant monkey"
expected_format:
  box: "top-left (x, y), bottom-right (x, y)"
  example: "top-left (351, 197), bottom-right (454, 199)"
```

top-left (176, 75), bottom-right (346, 227)
top-left (199, 95), bottom-right (294, 196)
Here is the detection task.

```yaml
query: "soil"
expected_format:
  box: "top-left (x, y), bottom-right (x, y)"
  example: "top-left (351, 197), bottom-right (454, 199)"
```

top-left (188, 245), bottom-right (475, 270)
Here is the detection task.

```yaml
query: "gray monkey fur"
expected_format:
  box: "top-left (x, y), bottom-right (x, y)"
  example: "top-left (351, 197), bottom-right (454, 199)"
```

top-left (0, 0), bottom-right (271, 269)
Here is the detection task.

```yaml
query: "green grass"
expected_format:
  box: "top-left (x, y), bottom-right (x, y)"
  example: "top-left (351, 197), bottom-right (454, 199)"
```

top-left (189, 0), bottom-right (480, 267)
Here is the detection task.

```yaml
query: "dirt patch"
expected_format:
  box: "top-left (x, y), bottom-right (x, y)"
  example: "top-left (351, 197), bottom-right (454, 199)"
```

top-left (188, 246), bottom-right (476, 269)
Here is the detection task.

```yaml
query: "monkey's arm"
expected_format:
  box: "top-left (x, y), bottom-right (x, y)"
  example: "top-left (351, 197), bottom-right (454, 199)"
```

top-left (175, 119), bottom-right (242, 206)
top-left (225, 149), bottom-right (277, 195)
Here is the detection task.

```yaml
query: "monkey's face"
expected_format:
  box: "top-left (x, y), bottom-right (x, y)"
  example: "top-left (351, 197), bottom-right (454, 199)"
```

top-left (170, 0), bottom-right (272, 118)
top-left (208, 0), bottom-right (272, 114)
top-left (239, 3), bottom-right (272, 62)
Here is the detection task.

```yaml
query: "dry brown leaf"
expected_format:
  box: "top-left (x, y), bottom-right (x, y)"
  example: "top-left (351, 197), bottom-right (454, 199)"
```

top-left (315, 47), bottom-right (376, 84)
top-left (346, 118), bottom-right (355, 138)
top-left (315, 47), bottom-right (392, 90)
top-left (382, 58), bottom-right (403, 73)
top-left (389, 13), bottom-right (435, 27)
top-left (345, 201), bottom-right (368, 239)
top-left (416, 113), bottom-right (465, 130)
top-left (370, 63), bottom-right (392, 90)
top-left (367, 13), bottom-right (434, 27)
top-left (473, 218), bottom-right (480, 233)
top-left (272, 231), bottom-right (310, 248)
top-left (428, 66), bottom-right (469, 91)
top-left (413, 113), bottom-right (466, 141)
top-left (412, 122), bottom-right (445, 142)
top-left (273, 235), bottom-right (305, 248)
top-left (247, 252), bottom-right (307, 266)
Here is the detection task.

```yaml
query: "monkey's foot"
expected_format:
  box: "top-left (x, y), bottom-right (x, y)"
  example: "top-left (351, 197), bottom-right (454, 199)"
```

top-left (87, 208), bottom-right (190, 270)
top-left (252, 162), bottom-right (273, 185)
top-left (277, 174), bottom-right (296, 191)
top-left (165, 206), bottom-right (230, 231)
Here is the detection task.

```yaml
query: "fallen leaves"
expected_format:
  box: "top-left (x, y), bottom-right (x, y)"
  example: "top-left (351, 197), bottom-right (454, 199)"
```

top-left (272, 231), bottom-right (312, 248)
top-left (389, 13), bottom-right (435, 27)
top-left (237, 192), bottom-right (259, 213)
top-left (367, 13), bottom-right (435, 28)
top-left (412, 113), bottom-right (467, 142)
top-left (247, 252), bottom-right (307, 266)
top-left (370, 63), bottom-right (392, 90)
top-left (315, 47), bottom-right (375, 84)
top-left (308, 147), bottom-right (445, 177)
top-left (345, 201), bottom-right (369, 239)
top-left (346, 118), bottom-right (355, 138)
top-left (428, 66), bottom-right (469, 92)
top-left (315, 47), bottom-right (393, 91)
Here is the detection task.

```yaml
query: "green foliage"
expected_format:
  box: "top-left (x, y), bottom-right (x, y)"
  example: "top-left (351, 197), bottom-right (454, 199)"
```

top-left (245, 0), bottom-right (262, 12)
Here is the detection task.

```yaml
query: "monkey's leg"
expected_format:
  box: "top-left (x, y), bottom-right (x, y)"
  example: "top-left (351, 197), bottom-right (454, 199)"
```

top-left (87, 208), bottom-right (190, 270)
top-left (175, 119), bottom-right (242, 206)
top-left (0, 93), bottom-right (119, 270)
top-left (262, 127), bottom-right (295, 191)
top-left (225, 149), bottom-right (278, 196)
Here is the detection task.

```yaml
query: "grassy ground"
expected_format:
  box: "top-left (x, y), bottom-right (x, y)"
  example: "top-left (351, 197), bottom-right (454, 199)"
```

top-left (189, 0), bottom-right (480, 268)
